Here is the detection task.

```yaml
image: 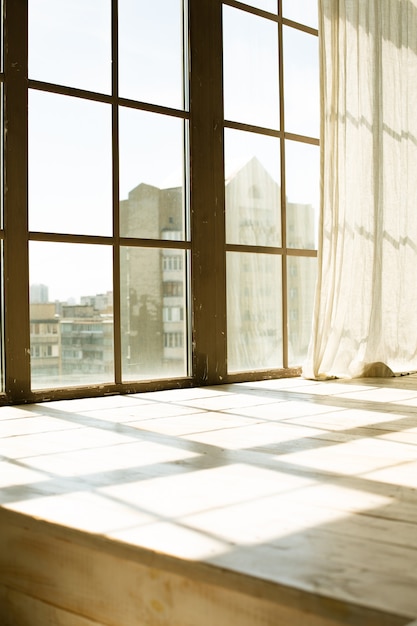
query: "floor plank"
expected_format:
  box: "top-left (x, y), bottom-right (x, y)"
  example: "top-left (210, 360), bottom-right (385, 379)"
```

top-left (2, 376), bottom-right (417, 625)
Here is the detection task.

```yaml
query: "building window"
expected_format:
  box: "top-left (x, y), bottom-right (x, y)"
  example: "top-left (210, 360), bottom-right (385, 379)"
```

top-left (163, 281), bottom-right (183, 297)
top-left (163, 306), bottom-right (184, 322)
top-left (164, 332), bottom-right (183, 348)
top-left (162, 255), bottom-right (183, 271)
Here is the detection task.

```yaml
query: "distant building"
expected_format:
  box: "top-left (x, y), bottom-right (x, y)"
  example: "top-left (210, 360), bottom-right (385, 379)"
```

top-left (80, 291), bottom-right (113, 313)
top-left (30, 283), bottom-right (49, 304)
top-left (225, 156), bottom-right (281, 247)
top-left (60, 305), bottom-right (113, 380)
top-left (30, 303), bottom-right (60, 379)
top-left (120, 183), bottom-right (186, 379)
top-left (224, 157), bottom-right (316, 370)
top-left (30, 302), bottom-right (113, 388)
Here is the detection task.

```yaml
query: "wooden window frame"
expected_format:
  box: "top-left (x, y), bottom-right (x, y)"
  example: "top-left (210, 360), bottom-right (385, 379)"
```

top-left (0, 0), bottom-right (318, 404)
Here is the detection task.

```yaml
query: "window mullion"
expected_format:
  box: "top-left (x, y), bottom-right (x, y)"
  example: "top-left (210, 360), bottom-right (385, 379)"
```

top-left (278, 8), bottom-right (289, 369)
top-left (112, 0), bottom-right (122, 385)
top-left (3, 0), bottom-right (31, 401)
top-left (189, 0), bottom-right (227, 385)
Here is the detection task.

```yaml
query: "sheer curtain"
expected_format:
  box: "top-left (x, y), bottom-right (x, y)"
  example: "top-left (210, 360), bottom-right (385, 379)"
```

top-left (303, 0), bottom-right (417, 379)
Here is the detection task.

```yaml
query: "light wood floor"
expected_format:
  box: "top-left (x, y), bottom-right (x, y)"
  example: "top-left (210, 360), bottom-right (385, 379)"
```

top-left (2, 375), bottom-right (417, 625)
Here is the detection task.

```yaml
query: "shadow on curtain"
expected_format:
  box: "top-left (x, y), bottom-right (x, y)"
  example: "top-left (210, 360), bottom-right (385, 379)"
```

top-left (303, 0), bottom-right (417, 379)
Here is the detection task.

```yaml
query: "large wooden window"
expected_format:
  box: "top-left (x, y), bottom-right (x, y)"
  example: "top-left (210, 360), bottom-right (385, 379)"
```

top-left (1, 0), bottom-right (318, 403)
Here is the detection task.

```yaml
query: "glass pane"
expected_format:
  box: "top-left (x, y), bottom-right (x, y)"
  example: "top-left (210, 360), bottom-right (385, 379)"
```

top-left (119, 0), bottom-right (185, 109)
top-left (223, 6), bottom-right (279, 129)
top-left (29, 91), bottom-right (112, 236)
top-left (286, 140), bottom-right (319, 249)
top-left (29, 242), bottom-right (114, 389)
top-left (119, 107), bottom-right (186, 240)
top-left (121, 247), bottom-right (188, 380)
top-left (283, 26), bottom-right (319, 138)
top-left (29, 0), bottom-right (111, 94)
top-left (225, 129), bottom-right (281, 246)
top-left (282, 0), bottom-right (318, 30)
top-left (240, 0), bottom-right (277, 12)
top-left (227, 252), bottom-right (282, 372)
top-left (287, 256), bottom-right (317, 366)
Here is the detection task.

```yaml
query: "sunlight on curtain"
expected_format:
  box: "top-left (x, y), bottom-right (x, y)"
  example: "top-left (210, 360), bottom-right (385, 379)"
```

top-left (304, 0), bottom-right (417, 379)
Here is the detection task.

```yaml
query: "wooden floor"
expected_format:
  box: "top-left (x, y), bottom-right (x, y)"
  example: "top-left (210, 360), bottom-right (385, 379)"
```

top-left (2, 376), bottom-right (417, 625)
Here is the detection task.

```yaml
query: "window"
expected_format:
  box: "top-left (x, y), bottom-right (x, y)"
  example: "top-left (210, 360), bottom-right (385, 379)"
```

top-left (163, 281), bottom-right (183, 298)
top-left (163, 307), bottom-right (184, 322)
top-left (164, 332), bottom-right (183, 349)
top-left (0, 0), bottom-right (318, 403)
top-left (163, 255), bottom-right (183, 271)
top-left (223, 0), bottom-right (318, 371)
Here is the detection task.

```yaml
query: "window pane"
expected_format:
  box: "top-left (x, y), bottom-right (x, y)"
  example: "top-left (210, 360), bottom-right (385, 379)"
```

top-left (227, 252), bottom-right (282, 372)
top-left (29, 242), bottom-right (114, 389)
top-left (240, 0), bottom-right (277, 12)
top-left (286, 140), bottom-right (319, 249)
top-left (282, 0), bottom-right (318, 30)
top-left (119, 0), bottom-right (185, 109)
top-left (29, 91), bottom-right (112, 236)
top-left (287, 256), bottom-right (316, 366)
top-left (225, 129), bottom-right (281, 246)
top-left (283, 26), bottom-right (319, 138)
top-left (29, 0), bottom-right (111, 94)
top-left (121, 247), bottom-right (188, 380)
top-left (119, 107), bottom-right (186, 240)
top-left (223, 6), bottom-right (279, 129)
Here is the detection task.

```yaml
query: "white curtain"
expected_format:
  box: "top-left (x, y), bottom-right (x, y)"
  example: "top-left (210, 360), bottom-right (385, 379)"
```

top-left (303, 0), bottom-right (417, 379)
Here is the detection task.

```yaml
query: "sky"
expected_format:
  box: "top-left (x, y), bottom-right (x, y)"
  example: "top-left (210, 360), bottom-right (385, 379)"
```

top-left (28, 0), bottom-right (319, 303)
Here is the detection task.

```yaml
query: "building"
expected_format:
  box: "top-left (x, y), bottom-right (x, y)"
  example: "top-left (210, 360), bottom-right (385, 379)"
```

top-left (29, 303), bottom-right (60, 380)
top-left (80, 291), bottom-right (113, 313)
top-left (30, 301), bottom-right (114, 389)
top-left (120, 157), bottom-right (316, 376)
top-left (225, 157), bottom-right (316, 370)
top-left (60, 304), bottom-right (113, 383)
top-left (30, 283), bottom-right (49, 304)
top-left (120, 182), bottom-right (186, 379)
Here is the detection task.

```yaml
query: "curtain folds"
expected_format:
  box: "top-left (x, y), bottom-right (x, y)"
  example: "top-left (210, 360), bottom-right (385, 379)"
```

top-left (303, 0), bottom-right (417, 379)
